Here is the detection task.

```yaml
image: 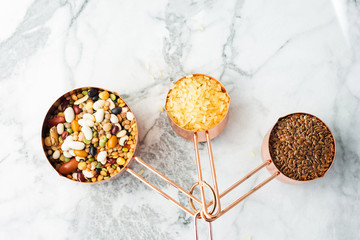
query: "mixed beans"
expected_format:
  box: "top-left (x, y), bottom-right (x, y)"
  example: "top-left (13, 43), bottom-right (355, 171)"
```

top-left (43, 88), bottom-right (137, 182)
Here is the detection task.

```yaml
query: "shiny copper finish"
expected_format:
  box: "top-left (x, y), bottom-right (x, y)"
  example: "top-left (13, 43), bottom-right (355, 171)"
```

top-left (125, 166), bottom-right (198, 216)
top-left (205, 160), bottom-right (272, 209)
top-left (41, 87), bottom-right (139, 184)
top-left (218, 171), bottom-right (280, 218)
top-left (192, 132), bottom-right (222, 220)
top-left (43, 87), bottom-right (335, 240)
top-left (189, 181), bottom-right (217, 215)
top-left (165, 74), bottom-right (231, 143)
top-left (194, 211), bottom-right (213, 240)
top-left (132, 156), bottom-right (203, 206)
top-left (125, 159), bottom-right (217, 217)
top-left (165, 74), bottom-right (230, 221)
top-left (261, 112), bottom-right (336, 184)
top-left (205, 132), bottom-right (221, 216)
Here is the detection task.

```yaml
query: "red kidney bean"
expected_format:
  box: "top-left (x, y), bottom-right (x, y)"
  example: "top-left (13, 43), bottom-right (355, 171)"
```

top-left (60, 100), bottom-right (69, 111)
top-left (77, 169), bottom-right (86, 182)
top-left (111, 125), bottom-right (119, 135)
top-left (47, 116), bottom-right (65, 127)
top-left (58, 158), bottom-right (78, 175)
top-left (73, 105), bottom-right (82, 114)
top-left (108, 158), bottom-right (116, 164)
top-left (61, 131), bottom-right (68, 140)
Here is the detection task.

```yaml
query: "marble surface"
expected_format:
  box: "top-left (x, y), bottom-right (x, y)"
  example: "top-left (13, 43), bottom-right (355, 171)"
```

top-left (0, 0), bottom-right (359, 239)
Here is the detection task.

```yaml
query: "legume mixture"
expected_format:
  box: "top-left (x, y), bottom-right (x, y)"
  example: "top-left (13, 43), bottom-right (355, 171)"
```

top-left (43, 88), bottom-right (137, 182)
top-left (165, 75), bottom-right (230, 131)
top-left (269, 113), bottom-right (335, 181)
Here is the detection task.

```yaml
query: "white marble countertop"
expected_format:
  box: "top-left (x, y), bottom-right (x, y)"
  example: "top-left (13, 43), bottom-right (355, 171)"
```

top-left (0, 0), bottom-right (359, 239)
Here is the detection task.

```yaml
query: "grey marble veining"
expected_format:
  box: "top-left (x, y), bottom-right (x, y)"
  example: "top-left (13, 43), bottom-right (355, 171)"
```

top-left (0, 0), bottom-right (359, 239)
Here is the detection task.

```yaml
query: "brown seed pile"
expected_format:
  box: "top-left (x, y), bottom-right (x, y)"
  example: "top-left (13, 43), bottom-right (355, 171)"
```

top-left (269, 113), bottom-right (335, 181)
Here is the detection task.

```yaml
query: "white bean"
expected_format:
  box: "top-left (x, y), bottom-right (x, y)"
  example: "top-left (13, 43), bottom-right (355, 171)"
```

top-left (119, 135), bottom-right (129, 146)
top-left (64, 107), bottom-right (75, 122)
top-left (56, 123), bottom-right (64, 135)
top-left (69, 149), bottom-right (76, 156)
top-left (78, 118), bottom-right (94, 127)
top-left (85, 119), bottom-right (94, 127)
top-left (82, 169), bottom-right (94, 178)
top-left (106, 99), bottom-right (115, 110)
top-left (63, 151), bottom-right (72, 158)
top-left (72, 172), bottom-right (78, 179)
top-left (78, 119), bottom-right (86, 126)
top-left (93, 100), bottom-right (105, 110)
top-left (82, 125), bottom-right (93, 140)
top-left (122, 107), bottom-right (128, 113)
top-left (52, 150), bottom-right (60, 159)
top-left (68, 141), bottom-right (85, 150)
top-left (83, 113), bottom-right (95, 121)
top-left (126, 112), bottom-right (134, 121)
top-left (116, 130), bottom-right (127, 138)
top-left (61, 141), bottom-right (70, 151)
top-left (74, 95), bottom-right (89, 105)
top-left (95, 109), bottom-right (105, 122)
top-left (110, 114), bottom-right (119, 123)
top-left (97, 151), bottom-right (107, 165)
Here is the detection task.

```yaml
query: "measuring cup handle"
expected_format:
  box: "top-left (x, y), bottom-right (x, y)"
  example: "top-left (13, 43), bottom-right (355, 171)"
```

top-left (125, 156), bottom-right (208, 217)
top-left (194, 211), bottom-right (213, 240)
top-left (193, 132), bottom-right (221, 220)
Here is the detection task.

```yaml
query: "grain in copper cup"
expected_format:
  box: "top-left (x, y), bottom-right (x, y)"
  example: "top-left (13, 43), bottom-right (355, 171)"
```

top-left (41, 87), bottom-right (138, 184)
top-left (164, 74), bottom-right (231, 142)
top-left (261, 112), bottom-right (336, 184)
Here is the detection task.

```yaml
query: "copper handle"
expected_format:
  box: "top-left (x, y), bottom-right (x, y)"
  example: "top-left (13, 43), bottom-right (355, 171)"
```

top-left (193, 132), bottom-right (221, 220)
top-left (201, 160), bottom-right (279, 221)
top-left (125, 156), bottom-right (217, 217)
top-left (194, 211), bottom-right (213, 240)
top-left (218, 171), bottom-right (280, 218)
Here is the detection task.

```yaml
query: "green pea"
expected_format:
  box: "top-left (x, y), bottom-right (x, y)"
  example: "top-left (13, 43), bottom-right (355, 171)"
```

top-left (67, 128), bottom-right (73, 134)
top-left (99, 140), bottom-right (106, 148)
top-left (88, 157), bottom-right (95, 162)
top-left (94, 142), bottom-right (99, 148)
top-left (69, 99), bottom-right (74, 105)
top-left (101, 135), bottom-right (108, 142)
top-left (123, 147), bottom-right (128, 152)
top-left (58, 136), bottom-right (63, 143)
top-left (104, 176), bottom-right (110, 180)
top-left (110, 94), bottom-right (116, 101)
top-left (84, 139), bottom-right (91, 145)
top-left (112, 164), bottom-right (117, 169)
top-left (96, 162), bottom-right (102, 168)
top-left (82, 90), bottom-right (88, 96)
top-left (93, 131), bottom-right (98, 137)
top-left (64, 157), bottom-right (71, 162)
top-left (102, 168), bottom-right (107, 172)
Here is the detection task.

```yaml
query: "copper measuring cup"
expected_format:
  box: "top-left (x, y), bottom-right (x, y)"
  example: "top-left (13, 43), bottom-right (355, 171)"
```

top-left (205, 112), bottom-right (337, 220)
top-left (261, 112), bottom-right (336, 184)
top-left (165, 74), bottom-right (231, 221)
top-left (41, 87), bottom-right (216, 216)
top-left (41, 87), bottom-right (139, 184)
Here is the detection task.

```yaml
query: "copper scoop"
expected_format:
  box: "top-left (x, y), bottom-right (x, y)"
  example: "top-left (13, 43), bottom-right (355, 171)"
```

top-left (41, 87), bottom-right (216, 216)
top-left (165, 74), bottom-right (231, 220)
top-left (261, 112), bottom-right (336, 184)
